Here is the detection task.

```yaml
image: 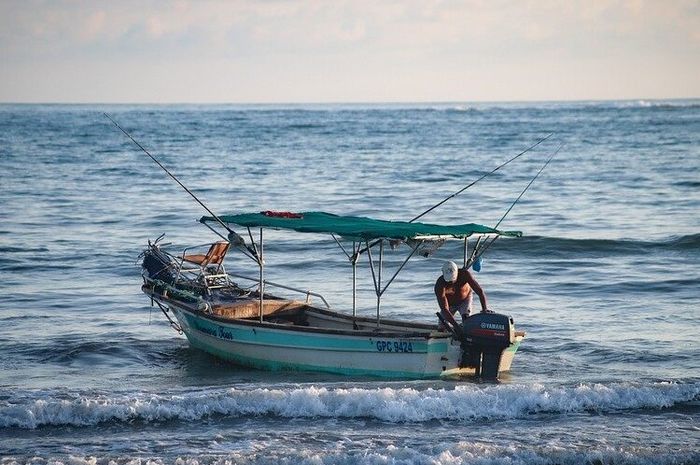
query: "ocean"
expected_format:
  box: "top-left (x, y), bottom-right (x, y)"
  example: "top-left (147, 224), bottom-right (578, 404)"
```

top-left (0, 101), bottom-right (698, 464)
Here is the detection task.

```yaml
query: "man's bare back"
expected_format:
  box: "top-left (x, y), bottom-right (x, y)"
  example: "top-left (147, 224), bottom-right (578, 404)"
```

top-left (435, 261), bottom-right (488, 326)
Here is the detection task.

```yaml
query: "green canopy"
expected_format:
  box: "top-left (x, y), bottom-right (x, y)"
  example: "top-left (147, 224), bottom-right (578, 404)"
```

top-left (201, 211), bottom-right (521, 241)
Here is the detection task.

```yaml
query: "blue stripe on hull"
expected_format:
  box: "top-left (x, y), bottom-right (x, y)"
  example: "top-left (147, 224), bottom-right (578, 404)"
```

top-left (169, 304), bottom-right (522, 379)
top-left (174, 308), bottom-right (453, 378)
top-left (185, 331), bottom-right (444, 379)
top-left (180, 310), bottom-right (449, 354)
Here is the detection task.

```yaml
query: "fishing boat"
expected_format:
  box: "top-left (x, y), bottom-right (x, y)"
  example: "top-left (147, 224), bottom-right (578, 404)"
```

top-left (140, 211), bottom-right (526, 379)
top-left (105, 114), bottom-right (552, 380)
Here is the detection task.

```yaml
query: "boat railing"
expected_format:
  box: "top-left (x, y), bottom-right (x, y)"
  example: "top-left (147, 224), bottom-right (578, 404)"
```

top-left (227, 271), bottom-right (331, 309)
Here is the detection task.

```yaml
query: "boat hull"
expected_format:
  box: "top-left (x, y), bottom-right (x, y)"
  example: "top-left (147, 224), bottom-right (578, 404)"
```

top-left (149, 297), bottom-right (522, 379)
top-left (171, 303), bottom-right (461, 378)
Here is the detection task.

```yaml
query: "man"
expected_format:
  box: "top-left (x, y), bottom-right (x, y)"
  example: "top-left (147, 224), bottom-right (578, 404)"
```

top-left (435, 260), bottom-right (489, 329)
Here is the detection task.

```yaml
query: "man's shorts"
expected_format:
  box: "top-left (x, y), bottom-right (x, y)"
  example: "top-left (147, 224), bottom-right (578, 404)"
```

top-left (452, 293), bottom-right (473, 320)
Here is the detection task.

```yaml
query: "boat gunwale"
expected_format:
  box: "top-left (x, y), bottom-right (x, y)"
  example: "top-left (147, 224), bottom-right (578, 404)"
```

top-left (143, 286), bottom-right (452, 340)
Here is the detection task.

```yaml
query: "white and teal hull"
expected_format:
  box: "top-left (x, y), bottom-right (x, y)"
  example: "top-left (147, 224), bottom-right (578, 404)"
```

top-left (172, 305), bottom-right (458, 378)
top-left (149, 290), bottom-right (523, 379)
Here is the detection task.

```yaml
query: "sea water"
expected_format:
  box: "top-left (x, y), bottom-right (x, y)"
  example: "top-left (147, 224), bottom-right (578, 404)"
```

top-left (0, 101), bottom-right (698, 464)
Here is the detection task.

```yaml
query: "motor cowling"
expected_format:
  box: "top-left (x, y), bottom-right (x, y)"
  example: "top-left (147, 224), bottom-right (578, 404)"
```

top-left (460, 312), bottom-right (515, 379)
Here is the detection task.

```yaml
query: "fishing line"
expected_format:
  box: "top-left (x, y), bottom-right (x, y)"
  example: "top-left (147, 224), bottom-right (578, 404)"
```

top-left (357, 133), bottom-right (553, 257)
top-left (104, 113), bottom-right (259, 259)
top-left (104, 113), bottom-right (233, 235)
top-left (410, 133), bottom-right (553, 223)
top-left (470, 143), bottom-right (563, 265)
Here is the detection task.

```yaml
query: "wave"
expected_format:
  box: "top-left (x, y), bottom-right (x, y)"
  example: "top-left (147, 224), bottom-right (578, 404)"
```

top-left (0, 336), bottom-right (181, 368)
top-left (618, 99), bottom-right (700, 109)
top-left (1, 381), bottom-right (697, 429)
top-left (493, 233), bottom-right (700, 257)
top-left (0, 246), bottom-right (49, 254)
top-left (533, 339), bottom-right (697, 364)
top-left (570, 99), bottom-right (700, 111)
top-left (442, 105), bottom-right (479, 113)
top-left (557, 99), bottom-right (700, 111)
top-left (406, 99), bottom-right (700, 113)
top-left (668, 232), bottom-right (700, 249)
top-left (673, 180), bottom-right (700, 188)
top-left (283, 123), bottom-right (325, 130)
top-left (384, 99), bottom-right (700, 113)
top-left (2, 445), bottom-right (699, 465)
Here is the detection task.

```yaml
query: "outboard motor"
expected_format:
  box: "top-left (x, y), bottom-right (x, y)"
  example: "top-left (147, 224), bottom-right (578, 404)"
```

top-left (460, 312), bottom-right (515, 379)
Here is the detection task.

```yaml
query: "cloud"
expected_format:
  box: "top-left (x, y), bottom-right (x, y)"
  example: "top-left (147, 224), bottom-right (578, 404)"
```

top-left (4, 1), bottom-right (699, 53)
top-left (81, 10), bottom-right (107, 40)
top-left (0, 0), bottom-right (698, 102)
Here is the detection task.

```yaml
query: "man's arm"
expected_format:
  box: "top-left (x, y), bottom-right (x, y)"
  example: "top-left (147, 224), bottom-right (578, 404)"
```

top-left (434, 280), bottom-right (449, 312)
top-left (435, 280), bottom-right (460, 328)
top-left (464, 270), bottom-right (488, 311)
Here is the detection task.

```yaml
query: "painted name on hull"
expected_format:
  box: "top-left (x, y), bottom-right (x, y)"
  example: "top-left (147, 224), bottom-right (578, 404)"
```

top-left (375, 340), bottom-right (413, 353)
top-left (192, 320), bottom-right (234, 341)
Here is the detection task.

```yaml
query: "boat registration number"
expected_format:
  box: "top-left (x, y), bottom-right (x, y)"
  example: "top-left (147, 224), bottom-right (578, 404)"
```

top-left (375, 340), bottom-right (413, 353)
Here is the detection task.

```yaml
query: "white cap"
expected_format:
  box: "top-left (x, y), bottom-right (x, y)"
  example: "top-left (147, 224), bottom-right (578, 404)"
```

top-left (442, 261), bottom-right (458, 282)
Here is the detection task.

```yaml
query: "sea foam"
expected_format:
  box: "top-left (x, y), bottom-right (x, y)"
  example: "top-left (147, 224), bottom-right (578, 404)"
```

top-left (1, 380), bottom-right (697, 429)
top-left (1, 443), bottom-right (699, 465)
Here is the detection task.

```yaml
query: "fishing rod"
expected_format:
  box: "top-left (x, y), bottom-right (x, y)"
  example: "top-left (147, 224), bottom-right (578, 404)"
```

top-left (104, 113), bottom-right (256, 259)
top-left (409, 132), bottom-right (553, 223)
top-left (355, 133), bottom-right (554, 257)
top-left (468, 142), bottom-right (563, 266)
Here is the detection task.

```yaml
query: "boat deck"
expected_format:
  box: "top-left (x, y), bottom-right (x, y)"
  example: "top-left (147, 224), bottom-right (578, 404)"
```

top-left (144, 279), bottom-right (443, 337)
top-left (209, 288), bottom-right (439, 335)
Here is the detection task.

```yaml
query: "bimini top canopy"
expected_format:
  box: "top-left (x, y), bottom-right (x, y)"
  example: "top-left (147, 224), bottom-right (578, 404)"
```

top-left (201, 211), bottom-right (521, 241)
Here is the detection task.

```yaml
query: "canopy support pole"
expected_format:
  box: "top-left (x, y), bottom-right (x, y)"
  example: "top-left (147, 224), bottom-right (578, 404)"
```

top-left (379, 239), bottom-right (423, 296)
top-left (247, 227), bottom-right (260, 261)
top-left (331, 233), bottom-right (351, 259)
top-left (467, 236), bottom-right (482, 268)
top-left (258, 227), bottom-right (264, 323)
top-left (365, 239), bottom-right (426, 329)
top-left (463, 238), bottom-right (468, 268)
top-left (330, 234), bottom-right (359, 319)
top-left (365, 239), bottom-right (383, 329)
top-left (352, 241), bottom-right (358, 318)
top-left (377, 240), bottom-right (383, 329)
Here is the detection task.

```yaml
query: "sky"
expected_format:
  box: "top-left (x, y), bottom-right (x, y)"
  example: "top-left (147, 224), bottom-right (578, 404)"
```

top-left (1, 0), bottom-right (699, 103)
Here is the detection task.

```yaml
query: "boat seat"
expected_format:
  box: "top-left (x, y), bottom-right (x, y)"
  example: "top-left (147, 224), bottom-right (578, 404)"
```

top-left (178, 241), bottom-right (231, 289)
top-left (183, 241), bottom-right (230, 269)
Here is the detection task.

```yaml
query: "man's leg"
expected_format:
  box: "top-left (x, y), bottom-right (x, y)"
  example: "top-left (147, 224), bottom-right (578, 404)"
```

top-left (456, 294), bottom-right (473, 323)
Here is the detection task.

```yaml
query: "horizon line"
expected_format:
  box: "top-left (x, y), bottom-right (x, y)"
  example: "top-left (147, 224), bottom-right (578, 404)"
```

top-left (1, 97), bottom-right (698, 106)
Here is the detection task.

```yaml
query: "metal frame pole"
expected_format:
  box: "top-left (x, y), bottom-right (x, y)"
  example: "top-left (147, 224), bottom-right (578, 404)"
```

top-left (379, 239), bottom-right (423, 295)
top-left (365, 240), bottom-right (379, 328)
top-left (463, 238), bottom-right (468, 268)
top-left (259, 228), bottom-right (264, 323)
top-left (352, 241), bottom-right (357, 318)
top-left (376, 240), bottom-right (383, 329)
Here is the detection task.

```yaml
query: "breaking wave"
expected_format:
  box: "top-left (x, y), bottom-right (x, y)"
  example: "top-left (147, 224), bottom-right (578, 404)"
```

top-left (2, 380), bottom-right (697, 429)
top-left (2, 445), bottom-right (699, 465)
